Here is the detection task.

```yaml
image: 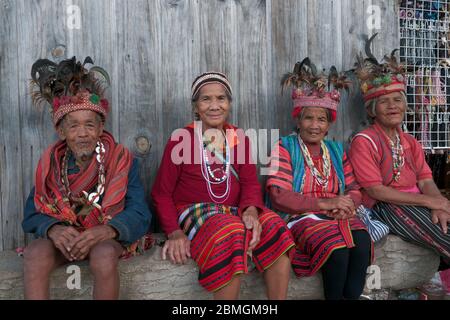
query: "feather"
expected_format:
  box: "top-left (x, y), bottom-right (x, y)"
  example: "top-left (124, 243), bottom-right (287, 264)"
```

top-left (333, 75), bottom-right (352, 91)
top-left (328, 66), bottom-right (338, 90)
top-left (88, 66), bottom-right (111, 86)
top-left (30, 59), bottom-right (58, 104)
top-left (308, 61), bottom-right (318, 77)
top-left (30, 59), bottom-right (57, 83)
top-left (29, 80), bottom-right (49, 110)
top-left (364, 33), bottom-right (380, 65)
top-left (351, 33), bottom-right (406, 94)
top-left (301, 57), bottom-right (318, 77)
top-left (293, 61), bottom-right (302, 74)
top-left (280, 72), bottom-right (297, 94)
top-left (298, 57), bottom-right (311, 73)
top-left (89, 76), bottom-right (109, 97)
top-left (29, 56), bottom-right (110, 108)
top-left (281, 58), bottom-right (351, 95)
top-left (83, 56), bottom-right (94, 66)
top-left (383, 49), bottom-right (405, 74)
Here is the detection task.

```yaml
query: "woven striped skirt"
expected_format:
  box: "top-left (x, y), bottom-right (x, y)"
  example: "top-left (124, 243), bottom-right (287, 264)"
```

top-left (178, 203), bottom-right (295, 292)
top-left (289, 214), bottom-right (372, 277)
top-left (373, 202), bottom-right (450, 258)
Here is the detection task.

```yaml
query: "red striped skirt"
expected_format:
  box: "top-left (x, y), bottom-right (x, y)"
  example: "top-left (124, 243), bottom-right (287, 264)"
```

top-left (290, 214), bottom-right (372, 277)
top-left (181, 204), bottom-right (295, 292)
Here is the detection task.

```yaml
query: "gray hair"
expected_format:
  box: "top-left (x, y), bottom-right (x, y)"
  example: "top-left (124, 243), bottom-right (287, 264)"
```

top-left (367, 91), bottom-right (407, 124)
top-left (295, 107), bottom-right (332, 133)
top-left (191, 91), bottom-right (233, 121)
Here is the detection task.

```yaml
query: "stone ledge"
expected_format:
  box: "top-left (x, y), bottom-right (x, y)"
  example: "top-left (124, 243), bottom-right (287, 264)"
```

top-left (0, 235), bottom-right (440, 299)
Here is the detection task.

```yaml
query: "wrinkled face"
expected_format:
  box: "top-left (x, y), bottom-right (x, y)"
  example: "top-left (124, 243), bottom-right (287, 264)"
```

top-left (194, 83), bottom-right (230, 131)
top-left (297, 107), bottom-right (330, 144)
top-left (57, 110), bottom-right (104, 161)
top-left (372, 91), bottom-right (406, 128)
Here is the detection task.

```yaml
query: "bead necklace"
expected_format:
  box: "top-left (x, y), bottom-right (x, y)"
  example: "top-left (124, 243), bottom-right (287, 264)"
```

top-left (197, 127), bottom-right (231, 203)
top-left (202, 142), bottom-right (230, 183)
top-left (388, 132), bottom-right (405, 182)
top-left (61, 141), bottom-right (106, 210)
top-left (298, 135), bottom-right (331, 188)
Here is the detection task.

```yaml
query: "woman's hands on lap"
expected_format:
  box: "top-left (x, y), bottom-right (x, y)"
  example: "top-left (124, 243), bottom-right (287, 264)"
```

top-left (162, 230), bottom-right (191, 264)
top-left (242, 206), bottom-right (262, 251)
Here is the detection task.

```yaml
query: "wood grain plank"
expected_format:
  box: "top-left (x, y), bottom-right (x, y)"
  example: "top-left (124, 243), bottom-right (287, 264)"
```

top-left (16, 0), bottom-right (71, 248)
top-left (0, 0), bottom-right (403, 249)
top-left (269, 0), bottom-right (309, 137)
top-left (1, 0), bottom-right (23, 250)
top-left (113, 0), bottom-right (169, 231)
top-left (338, 0), bottom-right (374, 146)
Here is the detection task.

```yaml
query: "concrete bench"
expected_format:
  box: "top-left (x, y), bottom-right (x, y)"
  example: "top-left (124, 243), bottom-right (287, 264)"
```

top-left (0, 234), bottom-right (440, 299)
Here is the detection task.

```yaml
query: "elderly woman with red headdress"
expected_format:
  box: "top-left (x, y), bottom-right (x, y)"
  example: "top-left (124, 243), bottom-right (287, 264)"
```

top-left (349, 35), bottom-right (450, 262)
top-left (151, 72), bottom-right (294, 299)
top-left (22, 57), bottom-right (152, 300)
top-left (266, 58), bottom-right (373, 300)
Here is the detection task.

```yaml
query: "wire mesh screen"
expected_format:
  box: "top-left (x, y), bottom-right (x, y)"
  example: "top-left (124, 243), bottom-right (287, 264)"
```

top-left (399, 0), bottom-right (450, 150)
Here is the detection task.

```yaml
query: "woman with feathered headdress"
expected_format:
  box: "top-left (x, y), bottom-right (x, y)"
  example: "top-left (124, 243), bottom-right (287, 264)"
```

top-left (349, 34), bottom-right (450, 267)
top-left (266, 58), bottom-right (373, 300)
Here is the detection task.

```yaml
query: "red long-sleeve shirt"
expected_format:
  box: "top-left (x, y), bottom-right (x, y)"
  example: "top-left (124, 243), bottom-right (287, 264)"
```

top-left (151, 126), bottom-right (264, 236)
top-left (267, 141), bottom-right (362, 215)
top-left (349, 123), bottom-right (433, 208)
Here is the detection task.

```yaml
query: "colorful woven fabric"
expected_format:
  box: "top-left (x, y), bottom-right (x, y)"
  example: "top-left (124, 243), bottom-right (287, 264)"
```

top-left (353, 33), bottom-right (406, 108)
top-left (290, 214), bottom-right (370, 277)
top-left (52, 91), bottom-right (109, 126)
top-left (349, 123), bottom-right (433, 208)
top-left (178, 203), bottom-right (295, 292)
top-left (191, 71), bottom-right (232, 99)
top-left (29, 56), bottom-right (110, 126)
top-left (356, 205), bottom-right (390, 242)
top-left (151, 125), bottom-right (263, 236)
top-left (266, 135), bottom-right (372, 277)
top-left (361, 78), bottom-right (406, 107)
top-left (120, 234), bottom-right (155, 260)
top-left (266, 135), bottom-right (355, 222)
top-left (281, 58), bottom-right (351, 123)
top-left (282, 135), bottom-right (345, 194)
top-left (34, 131), bottom-right (132, 229)
top-left (178, 203), bottom-right (238, 240)
top-left (373, 202), bottom-right (450, 259)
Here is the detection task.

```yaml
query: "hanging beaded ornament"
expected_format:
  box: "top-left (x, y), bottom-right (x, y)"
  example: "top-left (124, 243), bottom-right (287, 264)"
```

top-left (61, 141), bottom-right (106, 210)
top-left (197, 127), bottom-right (231, 203)
top-left (298, 135), bottom-right (332, 188)
top-left (389, 133), bottom-right (405, 182)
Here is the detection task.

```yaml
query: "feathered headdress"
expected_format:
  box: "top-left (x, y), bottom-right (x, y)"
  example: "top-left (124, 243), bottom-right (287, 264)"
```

top-left (281, 57), bottom-right (352, 122)
top-left (353, 33), bottom-right (406, 107)
top-left (29, 56), bottom-right (111, 126)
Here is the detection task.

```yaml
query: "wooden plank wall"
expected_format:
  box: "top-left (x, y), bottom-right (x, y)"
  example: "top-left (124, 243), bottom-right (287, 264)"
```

top-left (0, 0), bottom-right (399, 250)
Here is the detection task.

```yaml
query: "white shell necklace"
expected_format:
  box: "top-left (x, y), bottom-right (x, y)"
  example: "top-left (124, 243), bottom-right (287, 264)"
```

top-left (197, 127), bottom-right (231, 203)
top-left (61, 141), bottom-right (106, 210)
top-left (82, 141), bottom-right (106, 209)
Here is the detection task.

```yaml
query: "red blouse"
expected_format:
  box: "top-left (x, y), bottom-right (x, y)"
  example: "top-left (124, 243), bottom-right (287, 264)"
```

top-left (151, 126), bottom-right (265, 236)
top-left (349, 123), bottom-right (433, 208)
top-left (268, 141), bottom-right (362, 215)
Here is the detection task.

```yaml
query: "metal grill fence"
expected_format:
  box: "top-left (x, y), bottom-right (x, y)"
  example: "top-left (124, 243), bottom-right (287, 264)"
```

top-left (399, 0), bottom-right (450, 151)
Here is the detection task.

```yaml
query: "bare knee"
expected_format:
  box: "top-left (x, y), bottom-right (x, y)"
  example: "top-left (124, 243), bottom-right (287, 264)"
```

top-left (23, 239), bottom-right (59, 274)
top-left (267, 253), bottom-right (291, 273)
top-left (89, 241), bottom-right (121, 275)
